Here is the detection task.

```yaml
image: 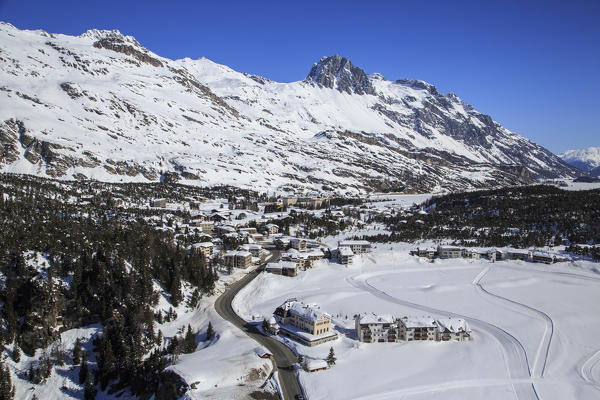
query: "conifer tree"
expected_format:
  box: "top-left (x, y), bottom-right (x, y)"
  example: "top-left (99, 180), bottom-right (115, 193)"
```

top-left (79, 352), bottom-right (89, 384)
top-left (262, 318), bottom-right (268, 332)
top-left (326, 347), bottom-right (336, 366)
top-left (189, 289), bottom-right (200, 308)
top-left (0, 360), bottom-right (15, 400)
top-left (157, 330), bottom-right (164, 347)
top-left (73, 338), bottom-right (82, 365)
top-left (206, 321), bottom-right (214, 340)
top-left (11, 345), bottom-right (20, 363)
top-left (84, 373), bottom-right (97, 400)
top-left (184, 325), bottom-right (196, 353)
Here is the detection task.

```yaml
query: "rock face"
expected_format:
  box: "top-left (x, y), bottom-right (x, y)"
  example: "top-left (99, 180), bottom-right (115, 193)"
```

top-left (306, 55), bottom-right (376, 95)
top-left (0, 119), bottom-right (23, 166)
top-left (0, 23), bottom-right (579, 194)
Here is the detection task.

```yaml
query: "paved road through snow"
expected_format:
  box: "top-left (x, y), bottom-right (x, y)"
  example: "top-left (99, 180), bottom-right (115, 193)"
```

top-left (214, 249), bottom-right (304, 400)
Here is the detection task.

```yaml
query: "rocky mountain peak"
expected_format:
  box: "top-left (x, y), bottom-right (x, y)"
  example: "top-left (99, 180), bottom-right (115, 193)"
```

top-left (80, 29), bottom-right (141, 47)
top-left (305, 55), bottom-right (375, 95)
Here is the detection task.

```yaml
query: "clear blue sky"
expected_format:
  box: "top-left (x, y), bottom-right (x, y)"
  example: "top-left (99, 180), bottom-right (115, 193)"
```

top-left (1, 0), bottom-right (598, 153)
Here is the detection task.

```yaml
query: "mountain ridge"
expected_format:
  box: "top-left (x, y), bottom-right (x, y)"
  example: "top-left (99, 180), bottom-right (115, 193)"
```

top-left (560, 146), bottom-right (600, 176)
top-left (0, 23), bottom-right (578, 194)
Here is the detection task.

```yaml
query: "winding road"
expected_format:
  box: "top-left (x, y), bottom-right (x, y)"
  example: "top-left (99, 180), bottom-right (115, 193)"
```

top-left (214, 248), bottom-right (304, 400)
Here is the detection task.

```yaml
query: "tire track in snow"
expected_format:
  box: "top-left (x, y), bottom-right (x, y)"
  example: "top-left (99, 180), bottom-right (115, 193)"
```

top-left (473, 267), bottom-right (554, 378)
top-left (346, 273), bottom-right (539, 400)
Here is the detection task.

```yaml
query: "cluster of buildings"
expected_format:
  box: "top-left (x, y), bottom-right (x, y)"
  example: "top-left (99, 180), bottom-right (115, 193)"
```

top-left (264, 239), bottom-right (373, 278)
top-left (263, 300), bottom-right (471, 351)
top-left (411, 245), bottom-right (569, 264)
top-left (150, 196), bottom-right (206, 210)
top-left (279, 196), bottom-right (331, 209)
top-left (355, 313), bottom-right (471, 343)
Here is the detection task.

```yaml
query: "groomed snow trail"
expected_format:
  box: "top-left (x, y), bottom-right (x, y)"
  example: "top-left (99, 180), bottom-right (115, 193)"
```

top-left (580, 350), bottom-right (600, 391)
top-left (501, 264), bottom-right (600, 284)
top-left (346, 273), bottom-right (539, 400)
top-left (351, 378), bottom-right (534, 400)
top-left (473, 267), bottom-right (554, 378)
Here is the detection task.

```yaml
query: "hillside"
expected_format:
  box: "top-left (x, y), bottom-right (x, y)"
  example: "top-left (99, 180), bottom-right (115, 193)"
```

top-left (0, 22), bottom-right (578, 194)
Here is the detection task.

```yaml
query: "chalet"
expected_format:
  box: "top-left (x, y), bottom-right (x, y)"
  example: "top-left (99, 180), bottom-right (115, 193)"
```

top-left (411, 247), bottom-right (436, 259)
top-left (304, 359), bottom-right (328, 373)
top-left (265, 223), bottom-right (279, 235)
top-left (239, 227), bottom-right (257, 235)
top-left (436, 318), bottom-right (470, 342)
top-left (210, 213), bottom-right (228, 222)
top-left (254, 347), bottom-right (272, 359)
top-left (216, 225), bottom-right (237, 235)
top-left (249, 233), bottom-right (264, 241)
top-left (355, 314), bottom-right (398, 343)
top-left (463, 249), bottom-right (482, 259)
top-left (505, 249), bottom-right (531, 261)
top-left (338, 247), bottom-right (354, 265)
top-left (188, 200), bottom-right (203, 210)
top-left (191, 242), bottom-right (213, 258)
top-left (281, 197), bottom-right (298, 206)
top-left (280, 249), bottom-right (314, 269)
top-left (197, 221), bottom-right (214, 234)
top-left (437, 245), bottom-right (463, 259)
top-left (239, 244), bottom-right (263, 258)
top-left (266, 261), bottom-right (298, 277)
top-left (223, 251), bottom-right (253, 269)
top-left (290, 238), bottom-right (307, 251)
top-left (306, 249), bottom-right (325, 261)
top-left (397, 317), bottom-right (437, 341)
top-left (532, 252), bottom-right (555, 264)
top-left (190, 215), bottom-right (207, 226)
top-left (265, 316), bottom-right (280, 334)
top-left (150, 198), bottom-right (167, 208)
top-left (338, 240), bottom-right (371, 254)
top-left (274, 237), bottom-right (291, 250)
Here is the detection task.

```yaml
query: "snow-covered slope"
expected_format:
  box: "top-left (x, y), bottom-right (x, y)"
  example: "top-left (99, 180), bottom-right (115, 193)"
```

top-left (0, 22), bottom-right (578, 194)
top-left (560, 146), bottom-right (600, 176)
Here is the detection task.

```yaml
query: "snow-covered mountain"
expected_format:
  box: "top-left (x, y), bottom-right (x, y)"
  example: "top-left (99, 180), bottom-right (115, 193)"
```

top-left (0, 23), bottom-right (578, 194)
top-left (560, 147), bottom-right (600, 176)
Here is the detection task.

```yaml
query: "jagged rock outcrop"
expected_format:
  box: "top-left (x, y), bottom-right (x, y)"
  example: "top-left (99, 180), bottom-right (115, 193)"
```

top-left (306, 55), bottom-right (376, 95)
top-left (0, 119), bottom-right (24, 165)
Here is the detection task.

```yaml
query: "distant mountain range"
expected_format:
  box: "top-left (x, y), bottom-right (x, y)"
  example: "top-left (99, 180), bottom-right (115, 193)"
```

top-left (560, 147), bottom-right (600, 176)
top-left (0, 22), bottom-right (579, 194)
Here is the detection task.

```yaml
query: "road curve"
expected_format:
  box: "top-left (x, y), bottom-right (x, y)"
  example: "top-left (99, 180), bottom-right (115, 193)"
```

top-left (214, 251), bottom-right (304, 400)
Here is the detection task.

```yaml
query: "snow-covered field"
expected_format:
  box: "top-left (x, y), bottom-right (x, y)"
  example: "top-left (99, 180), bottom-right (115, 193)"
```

top-left (233, 243), bottom-right (600, 400)
top-left (563, 181), bottom-right (600, 191)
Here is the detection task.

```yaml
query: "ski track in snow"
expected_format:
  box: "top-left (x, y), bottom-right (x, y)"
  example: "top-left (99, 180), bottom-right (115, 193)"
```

top-left (473, 267), bottom-right (554, 378)
top-left (500, 264), bottom-right (600, 284)
top-left (351, 378), bottom-right (535, 400)
top-left (346, 272), bottom-right (539, 400)
top-left (580, 350), bottom-right (600, 391)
